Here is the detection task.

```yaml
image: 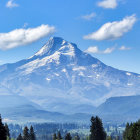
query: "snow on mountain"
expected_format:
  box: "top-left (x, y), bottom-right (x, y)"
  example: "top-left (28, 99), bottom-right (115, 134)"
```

top-left (0, 37), bottom-right (140, 114)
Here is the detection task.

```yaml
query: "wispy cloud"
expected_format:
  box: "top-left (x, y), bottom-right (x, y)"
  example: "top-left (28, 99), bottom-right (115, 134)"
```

top-left (6, 0), bottom-right (19, 8)
top-left (97, 0), bottom-right (117, 9)
top-left (119, 46), bottom-right (131, 51)
top-left (84, 14), bottom-right (137, 41)
top-left (85, 44), bottom-right (131, 54)
top-left (85, 46), bottom-right (99, 53)
top-left (85, 46), bottom-right (115, 54)
top-left (103, 47), bottom-right (115, 53)
top-left (0, 24), bottom-right (55, 50)
top-left (81, 12), bottom-right (96, 20)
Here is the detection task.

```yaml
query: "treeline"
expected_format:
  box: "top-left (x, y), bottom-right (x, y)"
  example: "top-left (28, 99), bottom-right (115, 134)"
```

top-left (8, 122), bottom-right (87, 139)
top-left (0, 115), bottom-right (106, 140)
top-left (0, 115), bottom-right (10, 140)
top-left (1, 113), bottom-right (140, 140)
top-left (0, 115), bottom-right (36, 140)
top-left (52, 131), bottom-right (79, 140)
top-left (16, 126), bottom-right (36, 140)
top-left (123, 120), bottom-right (140, 140)
top-left (52, 116), bottom-right (107, 140)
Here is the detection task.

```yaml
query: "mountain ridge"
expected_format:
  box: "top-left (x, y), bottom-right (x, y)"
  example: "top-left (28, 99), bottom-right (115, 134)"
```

top-left (0, 37), bottom-right (140, 114)
top-left (95, 95), bottom-right (140, 123)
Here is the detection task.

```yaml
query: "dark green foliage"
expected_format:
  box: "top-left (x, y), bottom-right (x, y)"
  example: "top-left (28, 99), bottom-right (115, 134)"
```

top-left (29, 125), bottom-right (36, 140)
top-left (0, 115), bottom-right (7, 140)
top-left (20, 126), bottom-right (36, 140)
top-left (17, 133), bottom-right (23, 140)
top-left (65, 133), bottom-right (72, 140)
top-left (5, 123), bottom-right (10, 139)
top-left (89, 116), bottom-right (106, 140)
top-left (123, 121), bottom-right (140, 140)
top-left (23, 126), bottom-right (30, 140)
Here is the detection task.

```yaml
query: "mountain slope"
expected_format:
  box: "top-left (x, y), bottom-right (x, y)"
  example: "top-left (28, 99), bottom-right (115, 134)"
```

top-left (0, 95), bottom-right (91, 123)
top-left (0, 37), bottom-right (140, 114)
top-left (95, 95), bottom-right (140, 123)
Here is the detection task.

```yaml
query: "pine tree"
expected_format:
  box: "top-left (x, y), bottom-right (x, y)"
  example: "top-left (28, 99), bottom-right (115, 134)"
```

top-left (89, 116), bottom-right (106, 140)
top-left (53, 133), bottom-right (57, 140)
top-left (17, 133), bottom-right (23, 140)
top-left (65, 133), bottom-right (72, 140)
top-left (5, 123), bottom-right (10, 139)
top-left (123, 121), bottom-right (140, 140)
top-left (23, 126), bottom-right (29, 140)
top-left (123, 123), bottom-right (130, 139)
top-left (29, 125), bottom-right (36, 140)
top-left (0, 115), bottom-right (7, 140)
top-left (57, 131), bottom-right (62, 140)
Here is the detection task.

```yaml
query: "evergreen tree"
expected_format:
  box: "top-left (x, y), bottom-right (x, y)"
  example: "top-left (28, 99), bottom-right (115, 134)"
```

top-left (17, 133), bottom-right (23, 140)
top-left (53, 133), bottom-right (57, 140)
top-left (123, 123), bottom-right (130, 139)
top-left (23, 126), bottom-right (29, 140)
top-left (0, 115), bottom-right (7, 140)
top-left (57, 131), bottom-right (62, 140)
top-left (65, 133), bottom-right (72, 140)
top-left (89, 116), bottom-right (106, 140)
top-left (29, 125), bottom-right (36, 140)
top-left (123, 121), bottom-right (140, 140)
top-left (5, 123), bottom-right (10, 139)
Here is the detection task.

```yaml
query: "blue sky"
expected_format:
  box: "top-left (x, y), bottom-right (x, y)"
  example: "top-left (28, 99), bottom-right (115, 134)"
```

top-left (0, 0), bottom-right (140, 73)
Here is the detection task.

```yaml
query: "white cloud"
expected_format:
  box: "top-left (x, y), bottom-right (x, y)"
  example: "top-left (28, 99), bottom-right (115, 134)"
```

top-left (85, 46), bottom-right (99, 53)
top-left (85, 46), bottom-right (115, 54)
top-left (0, 24), bottom-right (55, 50)
top-left (119, 46), bottom-right (131, 50)
top-left (84, 14), bottom-right (137, 41)
top-left (97, 0), bottom-right (117, 9)
top-left (81, 12), bottom-right (96, 20)
top-left (85, 45), bottom-right (131, 54)
top-left (6, 0), bottom-right (19, 8)
top-left (103, 47), bottom-right (115, 53)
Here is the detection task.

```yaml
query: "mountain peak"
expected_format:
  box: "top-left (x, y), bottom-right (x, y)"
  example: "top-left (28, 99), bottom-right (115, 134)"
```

top-left (28, 37), bottom-right (101, 66)
top-left (33, 37), bottom-right (78, 57)
top-left (49, 36), bottom-right (64, 42)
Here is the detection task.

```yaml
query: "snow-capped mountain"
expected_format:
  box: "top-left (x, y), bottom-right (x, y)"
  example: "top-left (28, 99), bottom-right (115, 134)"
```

top-left (0, 37), bottom-right (140, 114)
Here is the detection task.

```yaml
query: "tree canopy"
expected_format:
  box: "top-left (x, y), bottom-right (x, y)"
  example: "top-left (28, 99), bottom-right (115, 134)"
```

top-left (0, 115), bottom-right (7, 140)
top-left (90, 116), bottom-right (106, 140)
